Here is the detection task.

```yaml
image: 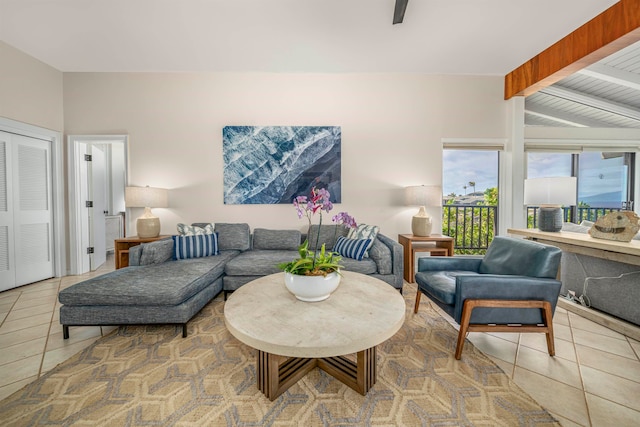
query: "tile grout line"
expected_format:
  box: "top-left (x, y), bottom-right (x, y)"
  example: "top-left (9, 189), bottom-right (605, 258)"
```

top-left (0, 292), bottom-right (21, 330)
top-left (568, 310), bottom-right (594, 427)
top-left (512, 332), bottom-right (522, 377)
top-left (627, 336), bottom-right (640, 361)
top-left (37, 278), bottom-right (61, 379)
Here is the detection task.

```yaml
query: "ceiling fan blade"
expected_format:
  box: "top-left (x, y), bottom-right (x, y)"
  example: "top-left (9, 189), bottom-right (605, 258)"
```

top-left (393, 0), bottom-right (409, 24)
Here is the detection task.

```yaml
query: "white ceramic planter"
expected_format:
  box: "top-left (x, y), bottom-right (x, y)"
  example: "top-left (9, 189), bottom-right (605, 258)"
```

top-left (284, 271), bottom-right (341, 302)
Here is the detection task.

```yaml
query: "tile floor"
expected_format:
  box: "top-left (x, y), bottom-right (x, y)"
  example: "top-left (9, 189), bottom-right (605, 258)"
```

top-left (1, 258), bottom-right (639, 426)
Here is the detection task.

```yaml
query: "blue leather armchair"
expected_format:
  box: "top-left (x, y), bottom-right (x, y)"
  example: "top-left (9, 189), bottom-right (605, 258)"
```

top-left (414, 236), bottom-right (562, 359)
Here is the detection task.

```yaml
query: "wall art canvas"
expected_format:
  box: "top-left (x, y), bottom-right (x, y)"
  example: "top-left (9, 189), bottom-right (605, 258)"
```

top-left (223, 126), bottom-right (341, 204)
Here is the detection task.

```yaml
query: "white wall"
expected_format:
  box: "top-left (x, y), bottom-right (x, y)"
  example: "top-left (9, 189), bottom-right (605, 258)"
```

top-left (0, 41), bottom-right (63, 131)
top-left (63, 72), bottom-right (508, 238)
top-left (0, 43), bottom-right (66, 277)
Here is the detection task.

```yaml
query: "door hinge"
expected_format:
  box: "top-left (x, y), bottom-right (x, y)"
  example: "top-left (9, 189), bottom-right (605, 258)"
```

top-left (86, 247), bottom-right (94, 254)
top-left (86, 201), bottom-right (93, 208)
top-left (84, 154), bottom-right (92, 161)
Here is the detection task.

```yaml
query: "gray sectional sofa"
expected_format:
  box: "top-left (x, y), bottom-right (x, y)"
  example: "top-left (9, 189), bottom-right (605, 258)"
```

top-left (58, 223), bottom-right (404, 338)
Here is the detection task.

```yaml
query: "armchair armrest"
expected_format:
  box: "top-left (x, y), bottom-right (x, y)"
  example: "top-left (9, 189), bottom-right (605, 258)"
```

top-left (453, 274), bottom-right (562, 323)
top-left (417, 256), bottom-right (482, 273)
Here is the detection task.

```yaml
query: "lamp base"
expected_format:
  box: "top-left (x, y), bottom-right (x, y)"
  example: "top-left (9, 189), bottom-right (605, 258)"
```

top-left (411, 215), bottom-right (433, 237)
top-left (538, 207), bottom-right (563, 232)
top-left (136, 207), bottom-right (161, 238)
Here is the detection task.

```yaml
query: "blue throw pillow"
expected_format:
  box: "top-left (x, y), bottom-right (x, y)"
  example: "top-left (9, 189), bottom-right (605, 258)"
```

top-left (346, 224), bottom-right (379, 257)
top-left (333, 236), bottom-right (372, 261)
top-left (173, 233), bottom-right (219, 260)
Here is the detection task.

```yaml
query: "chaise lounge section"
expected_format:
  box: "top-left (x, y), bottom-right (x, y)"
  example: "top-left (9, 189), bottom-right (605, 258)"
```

top-left (58, 238), bottom-right (237, 338)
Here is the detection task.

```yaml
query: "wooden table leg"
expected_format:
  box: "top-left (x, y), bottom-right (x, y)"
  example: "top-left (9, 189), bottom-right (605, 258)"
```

top-left (256, 347), bottom-right (378, 400)
top-left (257, 351), bottom-right (317, 401)
top-left (398, 235), bottom-right (413, 283)
top-left (318, 347), bottom-right (376, 395)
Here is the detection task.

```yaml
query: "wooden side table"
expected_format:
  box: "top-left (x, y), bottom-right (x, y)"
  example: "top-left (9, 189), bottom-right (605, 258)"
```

top-left (114, 235), bottom-right (171, 269)
top-left (398, 234), bottom-right (454, 283)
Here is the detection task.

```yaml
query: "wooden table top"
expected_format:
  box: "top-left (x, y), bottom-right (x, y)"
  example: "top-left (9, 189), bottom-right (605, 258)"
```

top-left (224, 271), bottom-right (406, 358)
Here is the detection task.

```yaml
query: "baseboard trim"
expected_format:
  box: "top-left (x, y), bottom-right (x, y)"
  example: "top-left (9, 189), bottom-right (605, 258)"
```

top-left (557, 298), bottom-right (640, 341)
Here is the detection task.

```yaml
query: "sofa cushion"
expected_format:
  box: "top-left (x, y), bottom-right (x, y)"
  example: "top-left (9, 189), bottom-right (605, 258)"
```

top-left (177, 223), bottom-right (215, 235)
top-left (139, 238), bottom-right (174, 265)
top-left (307, 224), bottom-right (348, 251)
top-left (339, 257), bottom-right (378, 275)
top-left (253, 228), bottom-right (301, 250)
top-left (347, 224), bottom-right (379, 257)
top-left (368, 238), bottom-right (392, 275)
top-left (214, 223), bottom-right (251, 251)
top-left (59, 251), bottom-right (238, 307)
top-left (333, 236), bottom-right (371, 261)
top-left (224, 250), bottom-right (299, 276)
top-left (173, 233), bottom-right (219, 260)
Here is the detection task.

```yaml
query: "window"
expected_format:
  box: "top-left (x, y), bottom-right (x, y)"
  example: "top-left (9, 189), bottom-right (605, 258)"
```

top-left (578, 152), bottom-right (632, 209)
top-left (443, 150), bottom-right (499, 253)
top-left (526, 151), bottom-right (635, 225)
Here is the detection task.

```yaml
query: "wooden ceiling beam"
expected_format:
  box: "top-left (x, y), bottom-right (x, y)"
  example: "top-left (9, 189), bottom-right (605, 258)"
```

top-left (504, 0), bottom-right (640, 100)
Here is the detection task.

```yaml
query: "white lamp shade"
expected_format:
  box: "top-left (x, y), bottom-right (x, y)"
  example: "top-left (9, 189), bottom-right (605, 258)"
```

top-left (405, 185), bottom-right (442, 207)
top-left (524, 177), bottom-right (577, 207)
top-left (125, 186), bottom-right (168, 208)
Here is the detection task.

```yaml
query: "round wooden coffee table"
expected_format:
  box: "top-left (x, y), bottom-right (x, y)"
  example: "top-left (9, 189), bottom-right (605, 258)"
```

top-left (224, 271), bottom-right (406, 400)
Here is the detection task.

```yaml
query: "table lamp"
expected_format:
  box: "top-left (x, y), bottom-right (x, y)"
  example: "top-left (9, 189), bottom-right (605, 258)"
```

top-left (524, 177), bottom-right (577, 232)
top-left (125, 186), bottom-right (168, 238)
top-left (405, 185), bottom-right (442, 236)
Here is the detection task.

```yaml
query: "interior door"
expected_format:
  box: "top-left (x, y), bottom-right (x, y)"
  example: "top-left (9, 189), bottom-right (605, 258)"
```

top-left (13, 134), bottom-right (54, 286)
top-left (89, 145), bottom-right (107, 270)
top-left (0, 132), bottom-right (16, 291)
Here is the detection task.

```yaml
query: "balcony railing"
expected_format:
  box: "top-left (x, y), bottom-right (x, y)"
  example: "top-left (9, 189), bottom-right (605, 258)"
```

top-left (442, 205), bottom-right (624, 254)
top-left (527, 207), bottom-right (622, 228)
top-left (442, 205), bottom-right (497, 254)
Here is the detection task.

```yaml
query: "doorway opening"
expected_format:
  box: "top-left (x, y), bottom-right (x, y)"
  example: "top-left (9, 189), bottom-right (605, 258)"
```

top-left (68, 135), bottom-right (128, 274)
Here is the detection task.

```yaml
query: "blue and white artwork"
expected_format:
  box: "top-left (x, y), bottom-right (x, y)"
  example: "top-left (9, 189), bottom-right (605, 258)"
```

top-left (223, 126), bottom-right (342, 204)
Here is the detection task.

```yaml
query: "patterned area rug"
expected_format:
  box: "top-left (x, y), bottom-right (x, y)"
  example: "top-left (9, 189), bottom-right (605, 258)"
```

top-left (0, 284), bottom-right (559, 426)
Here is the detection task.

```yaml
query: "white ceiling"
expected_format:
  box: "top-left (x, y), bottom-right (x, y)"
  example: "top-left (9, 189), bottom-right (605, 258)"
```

top-left (0, 0), bottom-right (617, 74)
top-left (4, 0), bottom-right (637, 129)
top-left (525, 41), bottom-right (640, 129)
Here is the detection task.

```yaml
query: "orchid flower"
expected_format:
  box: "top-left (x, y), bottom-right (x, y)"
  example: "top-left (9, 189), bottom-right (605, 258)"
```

top-left (332, 212), bottom-right (357, 229)
top-left (282, 187), bottom-right (361, 275)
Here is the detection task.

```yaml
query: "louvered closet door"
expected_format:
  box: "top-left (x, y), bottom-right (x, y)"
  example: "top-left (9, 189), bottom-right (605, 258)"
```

top-left (0, 132), bottom-right (16, 291)
top-left (12, 134), bottom-right (54, 286)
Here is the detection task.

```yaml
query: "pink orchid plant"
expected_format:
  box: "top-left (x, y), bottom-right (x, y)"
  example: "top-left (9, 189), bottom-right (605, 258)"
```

top-left (279, 187), bottom-right (357, 276)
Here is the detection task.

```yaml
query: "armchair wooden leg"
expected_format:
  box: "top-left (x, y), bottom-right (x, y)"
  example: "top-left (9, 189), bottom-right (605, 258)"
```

top-left (455, 300), bottom-right (475, 359)
top-left (414, 289), bottom-right (422, 313)
top-left (454, 299), bottom-right (556, 360)
top-left (542, 301), bottom-right (555, 356)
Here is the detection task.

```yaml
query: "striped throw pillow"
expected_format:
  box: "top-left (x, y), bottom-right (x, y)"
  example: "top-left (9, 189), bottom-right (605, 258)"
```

top-left (333, 236), bottom-right (371, 261)
top-left (173, 233), bottom-right (219, 260)
top-left (346, 224), bottom-right (379, 257)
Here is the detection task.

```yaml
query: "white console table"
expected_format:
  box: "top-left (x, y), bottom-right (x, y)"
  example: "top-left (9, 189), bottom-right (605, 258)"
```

top-left (508, 228), bottom-right (640, 340)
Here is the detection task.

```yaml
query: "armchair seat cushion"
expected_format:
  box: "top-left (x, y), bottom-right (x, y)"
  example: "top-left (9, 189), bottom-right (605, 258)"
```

top-left (415, 271), bottom-right (479, 306)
